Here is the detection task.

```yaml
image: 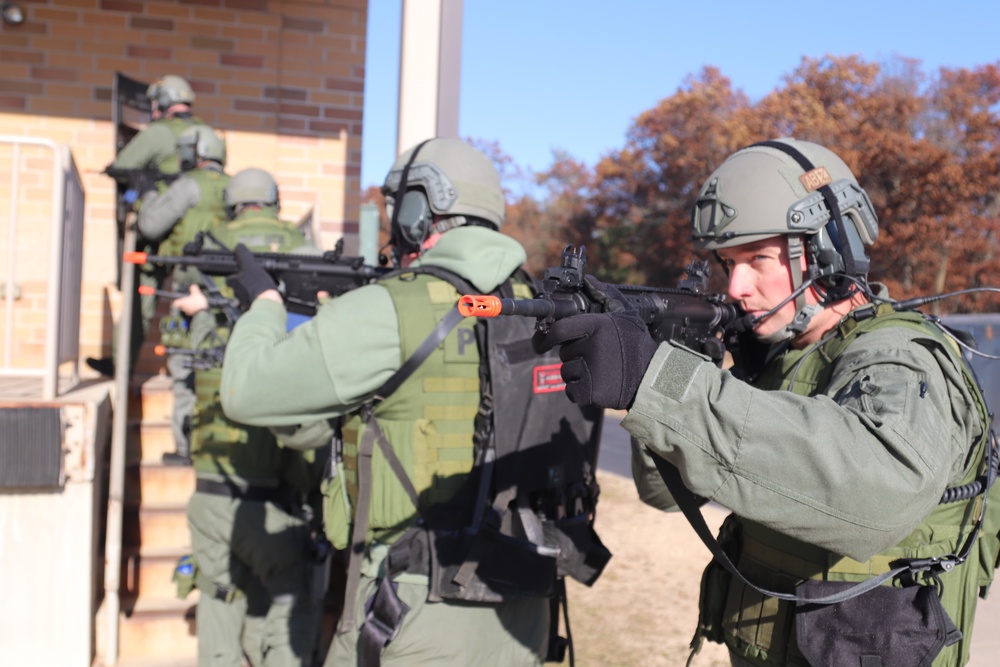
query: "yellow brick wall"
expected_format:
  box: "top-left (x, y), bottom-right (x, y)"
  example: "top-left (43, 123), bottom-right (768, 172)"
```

top-left (0, 0), bottom-right (368, 366)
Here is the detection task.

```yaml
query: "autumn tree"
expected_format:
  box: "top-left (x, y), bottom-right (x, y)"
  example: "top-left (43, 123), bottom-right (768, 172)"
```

top-left (566, 55), bottom-right (1000, 311)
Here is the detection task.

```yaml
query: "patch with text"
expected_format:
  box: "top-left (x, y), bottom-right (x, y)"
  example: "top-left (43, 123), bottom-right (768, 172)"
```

top-left (533, 363), bottom-right (566, 393)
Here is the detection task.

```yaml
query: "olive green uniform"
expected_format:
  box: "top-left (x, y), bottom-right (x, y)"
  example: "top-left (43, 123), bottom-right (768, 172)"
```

top-left (186, 209), bottom-right (323, 667)
top-left (111, 112), bottom-right (211, 375)
top-left (626, 295), bottom-right (991, 666)
top-left (220, 226), bottom-right (550, 667)
top-left (112, 113), bottom-right (208, 174)
top-left (138, 164), bottom-right (230, 459)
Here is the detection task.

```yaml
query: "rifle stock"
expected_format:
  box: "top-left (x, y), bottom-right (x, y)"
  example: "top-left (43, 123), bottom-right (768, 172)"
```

top-left (458, 245), bottom-right (743, 367)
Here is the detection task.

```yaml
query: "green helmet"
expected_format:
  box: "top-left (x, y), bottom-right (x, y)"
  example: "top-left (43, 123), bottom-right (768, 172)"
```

top-left (691, 139), bottom-right (880, 341)
top-left (381, 138), bottom-right (505, 257)
top-left (691, 139), bottom-right (878, 278)
top-left (177, 126), bottom-right (226, 170)
top-left (147, 74), bottom-right (195, 110)
top-left (225, 168), bottom-right (279, 215)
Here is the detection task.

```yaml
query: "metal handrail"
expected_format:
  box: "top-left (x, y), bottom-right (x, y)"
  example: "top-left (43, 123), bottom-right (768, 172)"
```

top-left (102, 223), bottom-right (138, 666)
top-left (0, 136), bottom-right (84, 399)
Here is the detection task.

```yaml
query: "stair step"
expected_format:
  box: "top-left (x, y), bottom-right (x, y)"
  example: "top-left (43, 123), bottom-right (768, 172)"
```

top-left (118, 597), bottom-right (198, 661)
top-left (125, 505), bottom-right (191, 551)
top-left (123, 545), bottom-right (197, 602)
top-left (128, 375), bottom-right (175, 423)
top-left (127, 463), bottom-right (195, 507)
top-left (127, 421), bottom-right (180, 465)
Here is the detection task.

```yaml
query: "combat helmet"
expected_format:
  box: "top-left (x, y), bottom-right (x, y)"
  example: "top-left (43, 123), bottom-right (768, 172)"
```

top-left (147, 75), bottom-right (195, 111)
top-left (381, 138), bottom-right (505, 258)
top-left (225, 168), bottom-right (279, 217)
top-left (177, 126), bottom-right (226, 171)
top-left (690, 138), bottom-right (879, 341)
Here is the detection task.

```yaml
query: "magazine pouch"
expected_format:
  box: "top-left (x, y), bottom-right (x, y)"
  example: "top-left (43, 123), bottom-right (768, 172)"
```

top-left (794, 579), bottom-right (960, 667)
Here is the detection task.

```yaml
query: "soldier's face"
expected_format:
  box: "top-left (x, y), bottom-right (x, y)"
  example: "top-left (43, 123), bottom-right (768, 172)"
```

top-left (718, 236), bottom-right (802, 341)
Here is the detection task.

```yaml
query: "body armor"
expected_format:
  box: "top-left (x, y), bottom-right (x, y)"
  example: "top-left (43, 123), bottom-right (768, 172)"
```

top-left (700, 306), bottom-right (995, 666)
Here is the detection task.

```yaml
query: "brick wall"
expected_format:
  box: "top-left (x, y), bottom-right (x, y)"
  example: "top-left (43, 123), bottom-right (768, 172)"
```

top-left (0, 0), bottom-right (368, 367)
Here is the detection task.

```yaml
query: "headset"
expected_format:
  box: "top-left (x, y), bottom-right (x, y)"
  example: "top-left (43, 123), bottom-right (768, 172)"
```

top-left (383, 139), bottom-right (434, 265)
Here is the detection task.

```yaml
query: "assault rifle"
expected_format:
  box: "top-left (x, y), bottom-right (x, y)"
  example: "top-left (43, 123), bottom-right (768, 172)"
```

top-left (154, 343), bottom-right (226, 371)
top-left (103, 166), bottom-right (181, 200)
top-left (457, 245), bottom-right (743, 367)
top-left (124, 233), bottom-right (391, 316)
top-left (138, 282), bottom-right (243, 327)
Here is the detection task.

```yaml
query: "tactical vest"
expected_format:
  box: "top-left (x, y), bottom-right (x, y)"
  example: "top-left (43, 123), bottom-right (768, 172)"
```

top-left (205, 209), bottom-right (306, 298)
top-left (155, 114), bottom-right (208, 175)
top-left (699, 305), bottom-right (997, 667)
top-left (158, 168), bottom-right (230, 260)
top-left (339, 271), bottom-right (484, 545)
top-left (189, 211), bottom-right (307, 484)
top-left (330, 268), bottom-right (608, 588)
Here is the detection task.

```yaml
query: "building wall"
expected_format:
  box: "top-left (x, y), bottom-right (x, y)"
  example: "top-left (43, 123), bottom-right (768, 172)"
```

top-left (0, 0), bottom-right (368, 364)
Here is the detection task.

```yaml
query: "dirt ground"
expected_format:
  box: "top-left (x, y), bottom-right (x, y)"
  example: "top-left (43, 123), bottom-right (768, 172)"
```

top-left (563, 470), bottom-right (732, 667)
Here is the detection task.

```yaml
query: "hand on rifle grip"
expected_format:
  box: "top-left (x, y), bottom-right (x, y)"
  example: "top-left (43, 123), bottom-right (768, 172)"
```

top-left (226, 243), bottom-right (277, 309)
top-left (532, 309), bottom-right (658, 410)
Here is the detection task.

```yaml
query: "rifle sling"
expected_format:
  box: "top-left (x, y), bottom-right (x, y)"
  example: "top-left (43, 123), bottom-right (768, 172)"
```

top-left (649, 452), bottom-right (906, 604)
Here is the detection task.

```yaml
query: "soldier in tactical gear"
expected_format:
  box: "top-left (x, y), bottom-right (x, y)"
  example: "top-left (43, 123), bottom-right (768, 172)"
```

top-left (535, 138), bottom-right (997, 667)
top-left (172, 167), bottom-right (324, 667)
top-left (137, 126), bottom-right (230, 466)
top-left (112, 74), bottom-right (207, 175)
top-left (218, 138), bottom-right (607, 667)
top-left (87, 73), bottom-right (214, 378)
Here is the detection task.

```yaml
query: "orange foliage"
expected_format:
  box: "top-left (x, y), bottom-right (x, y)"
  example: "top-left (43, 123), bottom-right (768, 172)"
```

top-left (501, 55), bottom-right (1000, 311)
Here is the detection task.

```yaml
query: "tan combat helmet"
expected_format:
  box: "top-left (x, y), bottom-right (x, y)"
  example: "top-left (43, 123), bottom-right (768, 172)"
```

top-left (177, 126), bottom-right (226, 171)
top-left (690, 138), bottom-right (879, 341)
top-left (147, 75), bottom-right (195, 111)
top-left (225, 168), bottom-right (279, 217)
top-left (381, 138), bottom-right (505, 258)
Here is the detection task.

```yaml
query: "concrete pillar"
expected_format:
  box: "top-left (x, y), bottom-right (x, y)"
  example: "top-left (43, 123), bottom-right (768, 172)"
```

top-left (396, 0), bottom-right (463, 155)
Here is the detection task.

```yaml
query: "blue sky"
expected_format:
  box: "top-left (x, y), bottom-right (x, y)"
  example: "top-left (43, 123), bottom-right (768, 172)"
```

top-left (361, 1), bottom-right (1000, 190)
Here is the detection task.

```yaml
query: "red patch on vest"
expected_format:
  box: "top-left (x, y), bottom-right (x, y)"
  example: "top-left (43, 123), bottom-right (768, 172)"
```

top-left (534, 363), bottom-right (566, 393)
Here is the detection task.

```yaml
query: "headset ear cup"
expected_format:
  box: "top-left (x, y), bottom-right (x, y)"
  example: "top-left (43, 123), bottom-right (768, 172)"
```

top-left (390, 190), bottom-right (433, 255)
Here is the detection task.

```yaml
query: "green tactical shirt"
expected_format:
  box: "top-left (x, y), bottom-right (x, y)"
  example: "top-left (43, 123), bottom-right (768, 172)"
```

top-left (219, 226), bottom-right (527, 427)
top-left (112, 113), bottom-right (208, 174)
top-left (623, 297), bottom-right (983, 563)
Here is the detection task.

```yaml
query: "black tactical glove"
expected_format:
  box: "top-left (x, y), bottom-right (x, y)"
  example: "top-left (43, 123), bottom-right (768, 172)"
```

top-left (226, 243), bottom-right (277, 308)
top-left (533, 276), bottom-right (659, 410)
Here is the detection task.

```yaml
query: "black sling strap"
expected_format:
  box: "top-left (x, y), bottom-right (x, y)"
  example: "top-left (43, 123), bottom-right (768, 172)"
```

top-left (648, 446), bottom-right (998, 605)
top-left (649, 454), bottom-right (906, 604)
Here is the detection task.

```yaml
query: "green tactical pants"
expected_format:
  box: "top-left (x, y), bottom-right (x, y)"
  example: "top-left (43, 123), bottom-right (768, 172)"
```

top-left (325, 569), bottom-right (549, 667)
top-left (165, 347), bottom-right (194, 455)
top-left (187, 488), bottom-right (323, 667)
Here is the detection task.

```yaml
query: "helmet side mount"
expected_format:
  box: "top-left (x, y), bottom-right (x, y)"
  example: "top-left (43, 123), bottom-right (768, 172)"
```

top-left (750, 140), bottom-right (874, 301)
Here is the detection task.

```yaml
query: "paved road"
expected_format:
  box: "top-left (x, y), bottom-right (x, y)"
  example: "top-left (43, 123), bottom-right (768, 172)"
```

top-left (596, 410), bottom-right (1000, 665)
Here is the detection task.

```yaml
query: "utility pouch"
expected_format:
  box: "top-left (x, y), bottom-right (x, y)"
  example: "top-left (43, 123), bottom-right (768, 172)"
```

top-left (172, 554), bottom-right (198, 600)
top-left (158, 312), bottom-right (190, 348)
top-left (427, 525), bottom-right (558, 603)
top-left (321, 470), bottom-right (351, 551)
top-left (794, 580), bottom-right (961, 667)
top-left (542, 515), bottom-right (611, 586)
